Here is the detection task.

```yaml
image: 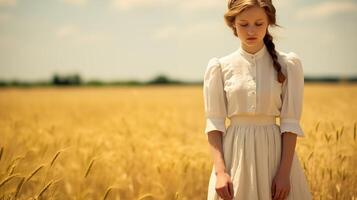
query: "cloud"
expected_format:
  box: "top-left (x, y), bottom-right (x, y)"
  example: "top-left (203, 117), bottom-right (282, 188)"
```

top-left (152, 20), bottom-right (221, 40)
top-left (111, 0), bottom-right (222, 11)
top-left (0, 0), bottom-right (16, 7)
top-left (296, 1), bottom-right (357, 20)
top-left (55, 25), bottom-right (110, 44)
top-left (112, 0), bottom-right (164, 11)
top-left (178, 0), bottom-right (222, 11)
top-left (62, 0), bottom-right (87, 6)
top-left (274, 0), bottom-right (296, 9)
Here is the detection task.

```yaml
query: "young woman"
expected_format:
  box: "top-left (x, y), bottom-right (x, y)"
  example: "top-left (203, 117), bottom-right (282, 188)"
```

top-left (203, 0), bottom-right (312, 200)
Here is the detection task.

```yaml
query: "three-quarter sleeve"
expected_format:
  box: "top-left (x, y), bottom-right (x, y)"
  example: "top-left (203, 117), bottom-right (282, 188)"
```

top-left (203, 57), bottom-right (228, 136)
top-left (279, 52), bottom-right (305, 137)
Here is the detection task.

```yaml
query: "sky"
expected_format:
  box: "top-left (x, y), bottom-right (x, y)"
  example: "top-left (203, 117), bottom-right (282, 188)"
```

top-left (0, 0), bottom-right (357, 82)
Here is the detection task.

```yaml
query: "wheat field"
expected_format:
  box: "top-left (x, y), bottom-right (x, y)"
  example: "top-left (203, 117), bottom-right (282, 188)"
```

top-left (0, 84), bottom-right (356, 200)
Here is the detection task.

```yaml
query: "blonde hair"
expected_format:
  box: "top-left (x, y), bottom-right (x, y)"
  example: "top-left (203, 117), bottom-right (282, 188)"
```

top-left (224, 0), bottom-right (286, 83)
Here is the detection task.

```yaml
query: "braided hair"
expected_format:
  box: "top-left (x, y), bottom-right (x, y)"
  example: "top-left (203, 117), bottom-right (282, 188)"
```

top-left (264, 31), bottom-right (286, 83)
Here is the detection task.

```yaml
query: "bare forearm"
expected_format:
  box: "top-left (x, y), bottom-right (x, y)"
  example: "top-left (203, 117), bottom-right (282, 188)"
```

top-left (207, 130), bottom-right (226, 174)
top-left (278, 132), bottom-right (297, 176)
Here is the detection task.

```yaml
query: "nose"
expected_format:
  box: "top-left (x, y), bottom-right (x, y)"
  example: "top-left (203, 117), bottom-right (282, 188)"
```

top-left (247, 25), bottom-right (255, 36)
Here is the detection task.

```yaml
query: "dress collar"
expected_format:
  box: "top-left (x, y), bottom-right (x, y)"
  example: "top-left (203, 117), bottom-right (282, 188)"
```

top-left (238, 44), bottom-right (268, 60)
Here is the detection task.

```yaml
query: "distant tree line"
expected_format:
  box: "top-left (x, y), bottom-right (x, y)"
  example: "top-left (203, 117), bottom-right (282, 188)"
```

top-left (0, 73), bottom-right (357, 87)
top-left (52, 74), bottom-right (82, 85)
top-left (0, 73), bottom-right (193, 87)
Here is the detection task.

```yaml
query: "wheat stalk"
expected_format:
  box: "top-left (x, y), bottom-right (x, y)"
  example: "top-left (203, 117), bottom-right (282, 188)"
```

top-left (0, 146), bottom-right (3, 162)
top-left (14, 176), bottom-right (25, 198)
top-left (175, 191), bottom-right (181, 200)
top-left (8, 164), bottom-right (16, 176)
top-left (103, 186), bottom-right (118, 200)
top-left (324, 133), bottom-right (331, 143)
top-left (315, 122), bottom-right (320, 132)
top-left (36, 180), bottom-right (54, 199)
top-left (103, 187), bottom-right (113, 200)
top-left (6, 156), bottom-right (24, 176)
top-left (353, 122), bottom-right (357, 141)
top-left (50, 150), bottom-right (62, 167)
top-left (307, 151), bottom-right (314, 161)
top-left (84, 158), bottom-right (96, 178)
top-left (137, 193), bottom-right (154, 200)
top-left (25, 164), bottom-right (45, 183)
top-left (0, 173), bottom-right (21, 188)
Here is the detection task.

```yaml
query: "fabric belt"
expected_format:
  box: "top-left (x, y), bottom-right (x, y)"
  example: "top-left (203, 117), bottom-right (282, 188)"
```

top-left (229, 115), bottom-right (277, 126)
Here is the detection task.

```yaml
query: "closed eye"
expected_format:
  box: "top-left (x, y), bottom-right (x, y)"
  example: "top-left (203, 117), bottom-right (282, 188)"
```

top-left (239, 23), bottom-right (264, 27)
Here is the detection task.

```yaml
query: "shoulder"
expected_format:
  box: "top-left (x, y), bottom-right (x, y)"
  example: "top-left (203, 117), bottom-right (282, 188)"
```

top-left (204, 57), bottom-right (221, 76)
top-left (276, 50), bottom-right (303, 76)
top-left (206, 57), bottom-right (220, 69)
top-left (204, 57), bottom-right (221, 81)
top-left (205, 49), bottom-right (239, 71)
top-left (219, 49), bottom-right (241, 68)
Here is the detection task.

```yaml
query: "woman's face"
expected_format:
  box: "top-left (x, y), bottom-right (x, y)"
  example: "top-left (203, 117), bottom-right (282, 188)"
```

top-left (234, 6), bottom-right (269, 49)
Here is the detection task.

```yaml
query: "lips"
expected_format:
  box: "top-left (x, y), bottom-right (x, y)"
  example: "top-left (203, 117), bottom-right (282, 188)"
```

top-left (247, 37), bottom-right (257, 40)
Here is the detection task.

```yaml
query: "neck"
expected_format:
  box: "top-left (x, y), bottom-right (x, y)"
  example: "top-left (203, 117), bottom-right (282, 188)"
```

top-left (241, 41), bottom-right (265, 54)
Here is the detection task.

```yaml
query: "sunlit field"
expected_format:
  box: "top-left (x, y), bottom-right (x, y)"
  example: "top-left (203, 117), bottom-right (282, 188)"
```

top-left (0, 84), bottom-right (356, 199)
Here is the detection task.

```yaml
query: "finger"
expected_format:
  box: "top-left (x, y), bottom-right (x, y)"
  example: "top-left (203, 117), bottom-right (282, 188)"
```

top-left (216, 187), bottom-right (227, 200)
top-left (280, 191), bottom-right (286, 200)
top-left (271, 182), bottom-right (276, 198)
top-left (284, 189), bottom-right (289, 200)
top-left (273, 188), bottom-right (282, 200)
top-left (228, 182), bottom-right (234, 199)
top-left (222, 186), bottom-right (231, 200)
top-left (277, 189), bottom-right (286, 200)
top-left (286, 189), bottom-right (290, 198)
top-left (216, 189), bottom-right (223, 200)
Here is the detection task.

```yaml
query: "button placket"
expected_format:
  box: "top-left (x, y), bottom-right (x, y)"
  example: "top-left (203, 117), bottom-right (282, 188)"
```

top-left (252, 58), bottom-right (256, 79)
top-left (250, 57), bottom-right (257, 112)
top-left (238, 45), bottom-right (267, 113)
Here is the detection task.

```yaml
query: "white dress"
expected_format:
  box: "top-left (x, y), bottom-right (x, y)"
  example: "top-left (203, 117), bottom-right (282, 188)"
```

top-left (203, 44), bottom-right (312, 200)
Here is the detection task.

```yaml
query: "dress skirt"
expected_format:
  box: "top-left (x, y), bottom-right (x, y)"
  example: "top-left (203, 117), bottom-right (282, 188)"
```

top-left (207, 115), bottom-right (312, 200)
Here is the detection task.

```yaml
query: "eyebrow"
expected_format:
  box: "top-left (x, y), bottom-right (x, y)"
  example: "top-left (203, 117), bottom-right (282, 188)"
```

top-left (238, 19), bottom-right (264, 22)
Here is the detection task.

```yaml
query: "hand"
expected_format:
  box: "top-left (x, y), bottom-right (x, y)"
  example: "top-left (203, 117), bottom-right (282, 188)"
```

top-left (271, 171), bottom-right (290, 200)
top-left (215, 172), bottom-right (234, 200)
